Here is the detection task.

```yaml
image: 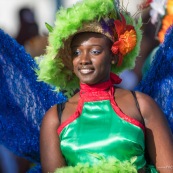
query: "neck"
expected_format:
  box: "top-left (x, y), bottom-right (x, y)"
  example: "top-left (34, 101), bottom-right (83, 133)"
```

top-left (80, 79), bottom-right (112, 92)
top-left (80, 73), bottom-right (122, 92)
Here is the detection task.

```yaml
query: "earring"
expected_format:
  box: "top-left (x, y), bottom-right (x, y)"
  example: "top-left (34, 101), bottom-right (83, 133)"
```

top-left (111, 54), bottom-right (119, 66)
top-left (111, 60), bottom-right (116, 65)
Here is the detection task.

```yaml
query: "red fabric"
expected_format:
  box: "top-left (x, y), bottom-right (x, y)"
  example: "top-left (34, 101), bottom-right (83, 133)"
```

top-left (80, 73), bottom-right (122, 93)
top-left (139, 0), bottom-right (153, 9)
top-left (110, 72), bottom-right (122, 84)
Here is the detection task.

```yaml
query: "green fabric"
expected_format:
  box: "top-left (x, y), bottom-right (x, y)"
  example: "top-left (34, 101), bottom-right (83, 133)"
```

top-left (60, 100), bottom-right (146, 170)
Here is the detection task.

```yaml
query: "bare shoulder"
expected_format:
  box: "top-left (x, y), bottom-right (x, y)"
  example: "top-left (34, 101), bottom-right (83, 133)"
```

top-left (133, 91), bottom-right (173, 138)
top-left (134, 91), bottom-right (157, 107)
top-left (114, 88), bottom-right (144, 123)
top-left (41, 92), bottom-right (80, 127)
top-left (41, 105), bottom-right (59, 128)
top-left (61, 93), bottom-right (79, 123)
top-left (114, 88), bottom-right (166, 125)
top-left (133, 91), bottom-right (163, 120)
top-left (115, 88), bottom-right (155, 106)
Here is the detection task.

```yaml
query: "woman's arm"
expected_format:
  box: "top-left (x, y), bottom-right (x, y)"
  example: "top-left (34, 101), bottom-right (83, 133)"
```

top-left (40, 105), bottom-right (66, 173)
top-left (137, 92), bottom-right (173, 173)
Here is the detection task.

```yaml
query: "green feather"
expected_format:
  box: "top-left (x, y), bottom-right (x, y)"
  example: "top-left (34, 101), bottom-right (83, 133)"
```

top-left (55, 157), bottom-right (137, 173)
top-left (45, 22), bottom-right (53, 32)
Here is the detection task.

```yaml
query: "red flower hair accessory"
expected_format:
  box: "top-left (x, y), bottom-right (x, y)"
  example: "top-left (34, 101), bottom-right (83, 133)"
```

top-left (139, 0), bottom-right (153, 9)
top-left (111, 14), bottom-right (137, 66)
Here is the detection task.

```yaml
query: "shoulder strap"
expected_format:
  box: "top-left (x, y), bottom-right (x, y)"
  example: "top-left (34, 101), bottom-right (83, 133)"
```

top-left (131, 91), bottom-right (142, 117)
top-left (57, 102), bottom-right (66, 123)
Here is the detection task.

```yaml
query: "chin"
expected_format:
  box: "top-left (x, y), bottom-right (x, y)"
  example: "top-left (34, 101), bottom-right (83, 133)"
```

top-left (78, 74), bottom-right (108, 85)
top-left (78, 76), bottom-right (95, 85)
top-left (80, 79), bottom-right (104, 85)
top-left (80, 81), bottom-right (95, 85)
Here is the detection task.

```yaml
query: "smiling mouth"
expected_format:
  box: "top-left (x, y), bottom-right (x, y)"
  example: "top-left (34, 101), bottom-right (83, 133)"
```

top-left (80, 68), bottom-right (94, 74)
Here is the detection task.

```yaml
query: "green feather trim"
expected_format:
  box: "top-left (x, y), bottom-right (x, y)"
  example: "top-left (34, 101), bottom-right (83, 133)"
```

top-left (36, 0), bottom-right (142, 97)
top-left (45, 22), bottom-right (53, 33)
top-left (55, 157), bottom-right (137, 173)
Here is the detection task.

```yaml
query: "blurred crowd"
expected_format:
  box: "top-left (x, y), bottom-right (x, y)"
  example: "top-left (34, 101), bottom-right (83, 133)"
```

top-left (15, 7), bottom-right (48, 58)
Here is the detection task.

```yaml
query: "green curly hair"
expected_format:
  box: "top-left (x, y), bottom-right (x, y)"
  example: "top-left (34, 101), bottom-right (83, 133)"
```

top-left (36, 0), bottom-right (142, 97)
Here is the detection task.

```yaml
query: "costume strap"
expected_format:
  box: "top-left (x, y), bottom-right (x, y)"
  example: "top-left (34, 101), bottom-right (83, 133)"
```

top-left (57, 102), bottom-right (66, 123)
top-left (131, 91), bottom-right (142, 117)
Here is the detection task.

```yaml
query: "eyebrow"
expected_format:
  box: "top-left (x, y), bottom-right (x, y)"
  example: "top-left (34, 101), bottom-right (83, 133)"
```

top-left (71, 44), bottom-right (103, 48)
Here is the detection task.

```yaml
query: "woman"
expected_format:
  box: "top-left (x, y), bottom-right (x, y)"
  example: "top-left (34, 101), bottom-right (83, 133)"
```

top-left (38, 0), bottom-right (173, 172)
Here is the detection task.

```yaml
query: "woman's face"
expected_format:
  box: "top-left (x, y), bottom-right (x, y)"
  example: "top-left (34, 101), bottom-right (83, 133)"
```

top-left (71, 32), bottom-right (113, 85)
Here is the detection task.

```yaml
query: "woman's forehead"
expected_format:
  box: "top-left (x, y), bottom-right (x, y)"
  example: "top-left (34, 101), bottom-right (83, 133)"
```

top-left (71, 32), bottom-right (111, 45)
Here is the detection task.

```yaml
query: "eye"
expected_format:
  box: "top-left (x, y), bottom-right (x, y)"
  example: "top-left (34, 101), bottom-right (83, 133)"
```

top-left (72, 49), bottom-right (81, 57)
top-left (91, 49), bottom-right (101, 55)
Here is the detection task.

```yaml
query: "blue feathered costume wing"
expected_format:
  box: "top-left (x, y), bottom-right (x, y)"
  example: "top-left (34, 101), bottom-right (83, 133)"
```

top-left (0, 29), bottom-right (67, 172)
top-left (0, 24), bottom-right (173, 173)
top-left (136, 26), bottom-right (173, 132)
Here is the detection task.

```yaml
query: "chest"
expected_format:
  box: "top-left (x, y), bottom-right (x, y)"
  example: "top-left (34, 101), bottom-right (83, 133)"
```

top-left (59, 99), bottom-right (145, 168)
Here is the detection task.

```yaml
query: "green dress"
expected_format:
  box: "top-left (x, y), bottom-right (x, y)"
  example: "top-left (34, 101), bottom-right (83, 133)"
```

top-left (58, 80), bottom-right (158, 172)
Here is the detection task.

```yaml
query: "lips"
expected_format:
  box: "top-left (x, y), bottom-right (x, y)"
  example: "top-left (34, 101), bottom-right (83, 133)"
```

top-left (79, 66), bottom-right (94, 74)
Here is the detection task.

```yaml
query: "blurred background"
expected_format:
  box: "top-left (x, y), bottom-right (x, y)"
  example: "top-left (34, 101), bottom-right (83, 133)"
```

top-left (0, 0), bottom-right (57, 37)
top-left (0, 0), bottom-right (151, 36)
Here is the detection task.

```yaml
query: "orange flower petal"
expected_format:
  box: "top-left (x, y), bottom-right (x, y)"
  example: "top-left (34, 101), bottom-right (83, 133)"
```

top-left (167, 0), bottom-right (173, 15)
top-left (158, 15), bottom-right (173, 43)
top-left (112, 14), bottom-right (137, 65)
top-left (119, 30), bottom-right (137, 55)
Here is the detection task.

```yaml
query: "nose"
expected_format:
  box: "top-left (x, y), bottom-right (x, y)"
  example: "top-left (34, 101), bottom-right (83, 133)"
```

top-left (79, 52), bottom-right (91, 65)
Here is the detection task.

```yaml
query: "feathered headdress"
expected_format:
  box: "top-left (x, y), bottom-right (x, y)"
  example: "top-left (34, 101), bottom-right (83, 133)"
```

top-left (36, 0), bottom-right (142, 97)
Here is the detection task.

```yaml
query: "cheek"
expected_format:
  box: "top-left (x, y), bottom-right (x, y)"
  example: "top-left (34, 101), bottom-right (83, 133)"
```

top-left (98, 57), bottom-right (111, 73)
top-left (72, 58), bottom-right (78, 73)
top-left (100, 62), bottom-right (111, 73)
top-left (98, 55), bottom-right (111, 68)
